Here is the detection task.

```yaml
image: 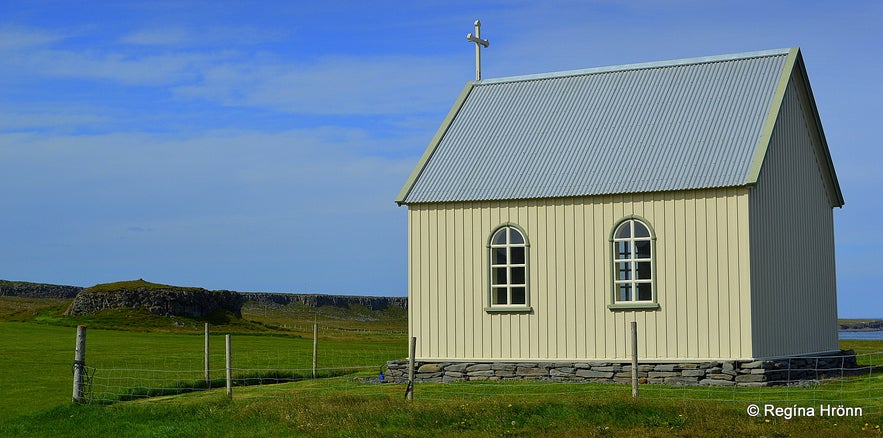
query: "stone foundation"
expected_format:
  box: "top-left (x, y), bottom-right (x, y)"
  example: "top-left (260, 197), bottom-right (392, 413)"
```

top-left (384, 350), bottom-right (868, 387)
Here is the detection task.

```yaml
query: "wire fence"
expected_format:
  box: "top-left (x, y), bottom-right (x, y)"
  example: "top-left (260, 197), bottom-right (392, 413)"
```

top-left (81, 360), bottom-right (882, 418)
top-left (73, 324), bottom-right (407, 405)
top-left (73, 327), bottom-right (882, 417)
top-left (84, 356), bottom-right (397, 404)
top-left (84, 346), bottom-right (404, 404)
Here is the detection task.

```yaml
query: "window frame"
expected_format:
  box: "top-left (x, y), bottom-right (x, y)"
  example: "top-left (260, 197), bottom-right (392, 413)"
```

top-left (485, 223), bottom-right (532, 313)
top-left (607, 216), bottom-right (660, 311)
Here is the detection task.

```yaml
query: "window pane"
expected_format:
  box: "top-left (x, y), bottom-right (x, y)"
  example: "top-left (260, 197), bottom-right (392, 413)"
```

top-left (493, 287), bottom-right (508, 305)
top-left (511, 287), bottom-right (526, 305)
top-left (614, 222), bottom-right (631, 239)
top-left (636, 262), bottom-right (652, 279)
top-left (637, 283), bottom-right (652, 301)
top-left (635, 240), bottom-right (651, 259)
top-left (633, 221), bottom-right (650, 238)
top-left (618, 284), bottom-right (632, 301)
top-left (492, 229), bottom-right (507, 245)
top-left (510, 267), bottom-right (525, 284)
top-left (617, 262), bottom-right (632, 280)
top-left (492, 267), bottom-right (507, 285)
top-left (493, 248), bottom-right (507, 264)
top-left (509, 228), bottom-right (524, 245)
top-left (615, 241), bottom-right (631, 259)
top-left (510, 246), bottom-right (525, 264)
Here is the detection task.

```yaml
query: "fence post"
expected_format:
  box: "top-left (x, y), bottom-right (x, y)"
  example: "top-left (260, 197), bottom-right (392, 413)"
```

top-left (631, 321), bottom-right (639, 398)
top-left (312, 320), bottom-right (319, 379)
top-left (225, 334), bottom-right (232, 400)
top-left (204, 323), bottom-right (210, 387)
top-left (405, 336), bottom-right (416, 401)
top-left (72, 325), bottom-right (87, 404)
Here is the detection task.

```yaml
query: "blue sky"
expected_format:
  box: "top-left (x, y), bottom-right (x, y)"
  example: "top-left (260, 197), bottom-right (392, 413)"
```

top-left (1, 1), bottom-right (880, 317)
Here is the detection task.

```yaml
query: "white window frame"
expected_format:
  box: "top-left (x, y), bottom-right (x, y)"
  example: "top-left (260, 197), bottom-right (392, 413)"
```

top-left (608, 216), bottom-right (660, 311)
top-left (486, 224), bottom-right (531, 313)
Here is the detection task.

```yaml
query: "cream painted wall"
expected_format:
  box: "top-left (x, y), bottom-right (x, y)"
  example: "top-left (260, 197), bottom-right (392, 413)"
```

top-left (407, 187), bottom-right (755, 361)
top-left (748, 73), bottom-right (840, 358)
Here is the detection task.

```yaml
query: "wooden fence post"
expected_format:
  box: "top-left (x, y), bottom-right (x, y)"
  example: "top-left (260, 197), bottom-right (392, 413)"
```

top-left (204, 323), bottom-right (210, 387)
top-left (312, 320), bottom-right (318, 379)
top-left (72, 325), bottom-right (87, 404)
top-left (631, 321), bottom-right (639, 398)
top-left (225, 334), bottom-right (232, 400)
top-left (405, 336), bottom-right (416, 401)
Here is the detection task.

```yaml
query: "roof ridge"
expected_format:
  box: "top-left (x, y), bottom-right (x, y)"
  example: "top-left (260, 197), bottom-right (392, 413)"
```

top-left (477, 48), bottom-right (794, 85)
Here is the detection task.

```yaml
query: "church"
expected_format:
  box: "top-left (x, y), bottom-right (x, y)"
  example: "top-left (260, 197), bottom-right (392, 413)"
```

top-left (395, 48), bottom-right (844, 379)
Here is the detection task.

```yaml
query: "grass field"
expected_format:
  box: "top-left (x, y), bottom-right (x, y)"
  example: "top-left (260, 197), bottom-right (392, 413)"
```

top-left (0, 296), bottom-right (880, 436)
top-left (2, 371), bottom-right (881, 437)
top-left (0, 321), bottom-right (406, 418)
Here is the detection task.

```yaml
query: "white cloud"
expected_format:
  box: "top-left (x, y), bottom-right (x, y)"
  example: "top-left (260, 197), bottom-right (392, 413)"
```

top-left (174, 53), bottom-right (467, 115)
top-left (0, 126), bottom-right (414, 214)
top-left (0, 24), bottom-right (64, 50)
top-left (10, 48), bottom-right (225, 86)
top-left (120, 28), bottom-right (193, 46)
top-left (0, 107), bottom-right (110, 131)
top-left (120, 26), bottom-right (288, 47)
top-left (1, 25), bottom-right (465, 115)
top-left (0, 25), bottom-right (234, 87)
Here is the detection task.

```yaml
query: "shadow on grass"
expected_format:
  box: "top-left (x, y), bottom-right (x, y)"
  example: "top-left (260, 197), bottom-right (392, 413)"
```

top-left (105, 369), bottom-right (360, 403)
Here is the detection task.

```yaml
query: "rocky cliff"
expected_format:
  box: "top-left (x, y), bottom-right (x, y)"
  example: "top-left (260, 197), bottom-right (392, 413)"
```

top-left (64, 280), bottom-right (245, 318)
top-left (58, 279), bottom-right (406, 318)
top-left (243, 292), bottom-right (407, 311)
top-left (0, 280), bottom-right (83, 299)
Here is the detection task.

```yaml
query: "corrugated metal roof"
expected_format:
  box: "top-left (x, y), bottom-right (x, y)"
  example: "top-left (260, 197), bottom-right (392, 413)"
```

top-left (398, 49), bottom-right (795, 204)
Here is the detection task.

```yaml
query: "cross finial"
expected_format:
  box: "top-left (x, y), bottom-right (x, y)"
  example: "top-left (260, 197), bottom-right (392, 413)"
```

top-left (466, 20), bottom-right (489, 80)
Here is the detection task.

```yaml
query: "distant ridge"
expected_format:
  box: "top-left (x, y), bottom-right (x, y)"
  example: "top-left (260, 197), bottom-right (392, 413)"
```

top-left (0, 280), bottom-right (82, 298)
top-left (839, 320), bottom-right (883, 331)
top-left (1, 279), bottom-right (407, 311)
top-left (244, 292), bottom-right (407, 311)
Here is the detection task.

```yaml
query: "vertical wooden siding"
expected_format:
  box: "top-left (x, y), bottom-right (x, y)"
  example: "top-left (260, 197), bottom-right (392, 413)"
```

top-left (748, 74), bottom-right (840, 357)
top-left (408, 188), bottom-right (753, 361)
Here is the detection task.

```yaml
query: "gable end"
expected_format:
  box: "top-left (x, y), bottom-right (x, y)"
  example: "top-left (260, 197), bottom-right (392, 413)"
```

top-left (746, 48), bottom-right (844, 207)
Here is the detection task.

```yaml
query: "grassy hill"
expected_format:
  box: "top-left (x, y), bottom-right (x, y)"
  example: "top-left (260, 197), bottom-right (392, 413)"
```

top-left (0, 282), bottom-right (406, 337)
top-left (80, 279), bottom-right (204, 293)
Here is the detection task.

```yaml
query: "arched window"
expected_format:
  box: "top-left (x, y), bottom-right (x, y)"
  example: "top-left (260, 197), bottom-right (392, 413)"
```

top-left (611, 218), bottom-right (655, 305)
top-left (488, 225), bottom-right (529, 309)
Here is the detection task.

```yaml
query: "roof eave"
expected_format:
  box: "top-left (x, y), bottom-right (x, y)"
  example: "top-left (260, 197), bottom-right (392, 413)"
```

top-left (746, 48), bottom-right (800, 186)
top-left (480, 48), bottom-right (792, 85)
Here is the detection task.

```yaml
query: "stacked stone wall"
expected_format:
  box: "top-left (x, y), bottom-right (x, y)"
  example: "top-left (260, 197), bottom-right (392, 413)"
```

top-left (385, 350), bottom-right (867, 387)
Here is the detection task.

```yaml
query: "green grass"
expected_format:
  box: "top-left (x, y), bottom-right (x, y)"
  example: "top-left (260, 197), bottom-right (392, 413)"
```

top-left (0, 321), bottom-right (405, 420)
top-left (842, 340), bottom-right (883, 367)
top-left (0, 296), bottom-right (880, 436)
top-left (1, 319), bottom-right (880, 436)
top-left (0, 294), bottom-right (407, 419)
top-left (3, 378), bottom-right (881, 437)
top-left (0, 296), bottom-right (71, 321)
top-left (240, 301), bottom-right (407, 337)
top-left (0, 323), bottom-right (79, 420)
